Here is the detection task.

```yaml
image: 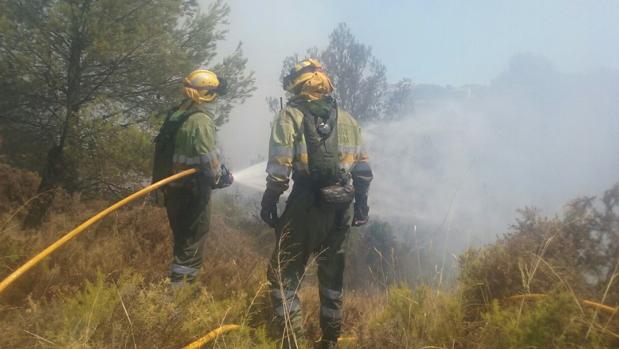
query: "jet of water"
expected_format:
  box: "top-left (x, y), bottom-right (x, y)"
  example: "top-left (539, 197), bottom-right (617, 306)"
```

top-left (232, 161), bottom-right (267, 192)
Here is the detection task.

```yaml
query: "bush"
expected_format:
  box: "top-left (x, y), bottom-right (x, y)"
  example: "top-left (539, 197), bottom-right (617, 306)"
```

top-left (479, 291), bottom-right (608, 348)
top-left (460, 185), bottom-right (619, 311)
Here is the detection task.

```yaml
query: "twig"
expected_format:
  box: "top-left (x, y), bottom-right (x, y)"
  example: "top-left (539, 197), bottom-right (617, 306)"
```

top-left (113, 281), bottom-right (137, 349)
top-left (589, 257), bottom-right (619, 338)
top-left (242, 281), bottom-right (267, 327)
top-left (537, 257), bottom-right (584, 315)
top-left (23, 329), bottom-right (57, 346)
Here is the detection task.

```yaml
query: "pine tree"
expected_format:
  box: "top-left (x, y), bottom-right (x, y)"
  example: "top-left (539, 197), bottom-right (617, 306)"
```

top-left (0, 0), bottom-right (255, 227)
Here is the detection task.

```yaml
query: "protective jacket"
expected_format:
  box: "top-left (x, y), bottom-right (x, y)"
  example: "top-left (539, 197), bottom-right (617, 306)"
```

top-left (266, 99), bottom-right (373, 196)
top-left (169, 102), bottom-right (222, 179)
top-left (153, 101), bottom-right (221, 283)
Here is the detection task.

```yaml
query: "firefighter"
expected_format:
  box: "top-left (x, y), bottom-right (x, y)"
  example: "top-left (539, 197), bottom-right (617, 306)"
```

top-left (261, 59), bottom-right (373, 348)
top-left (153, 69), bottom-right (233, 286)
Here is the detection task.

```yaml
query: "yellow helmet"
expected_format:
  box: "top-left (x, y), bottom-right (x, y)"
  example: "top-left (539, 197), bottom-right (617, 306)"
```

top-left (283, 58), bottom-right (334, 100)
top-left (183, 69), bottom-right (227, 103)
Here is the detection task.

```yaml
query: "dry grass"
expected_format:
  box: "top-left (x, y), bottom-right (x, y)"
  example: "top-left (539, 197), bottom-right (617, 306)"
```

top-left (0, 163), bottom-right (617, 348)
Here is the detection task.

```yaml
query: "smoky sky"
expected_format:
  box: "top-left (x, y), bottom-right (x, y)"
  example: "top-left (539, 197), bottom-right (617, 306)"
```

top-left (367, 55), bottom-right (619, 249)
top-left (207, 1), bottom-right (619, 250)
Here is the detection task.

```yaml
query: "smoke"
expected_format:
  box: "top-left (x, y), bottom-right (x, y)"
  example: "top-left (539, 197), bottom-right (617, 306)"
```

top-left (366, 54), bottom-right (619, 250)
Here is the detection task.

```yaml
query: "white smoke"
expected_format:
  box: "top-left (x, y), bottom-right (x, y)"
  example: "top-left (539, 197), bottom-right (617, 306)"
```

top-left (367, 55), bottom-right (619, 250)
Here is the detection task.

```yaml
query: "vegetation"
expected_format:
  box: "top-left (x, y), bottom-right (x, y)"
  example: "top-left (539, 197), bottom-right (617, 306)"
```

top-left (0, 2), bottom-right (617, 348)
top-left (0, 162), bottom-right (617, 348)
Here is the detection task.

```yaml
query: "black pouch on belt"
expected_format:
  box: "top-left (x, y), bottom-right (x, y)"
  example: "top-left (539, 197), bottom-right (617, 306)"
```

top-left (320, 184), bottom-right (355, 210)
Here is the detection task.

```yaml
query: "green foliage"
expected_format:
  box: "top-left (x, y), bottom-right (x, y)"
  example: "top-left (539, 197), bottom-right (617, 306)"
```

top-left (68, 116), bottom-right (154, 198)
top-left (479, 292), bottom-right (607, 348)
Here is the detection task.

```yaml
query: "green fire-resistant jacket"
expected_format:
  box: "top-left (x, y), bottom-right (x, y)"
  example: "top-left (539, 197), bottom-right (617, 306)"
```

top-left (266, 103), bottom-right (373, 195)
top-left (170, 102), bottom-right (221, 178)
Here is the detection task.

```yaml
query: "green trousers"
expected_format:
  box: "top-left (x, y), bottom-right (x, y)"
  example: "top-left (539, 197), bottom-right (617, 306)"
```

top-left (267, 184), bottom-right (352, 344)
top-left (165, 175), bottom-right (212, 283)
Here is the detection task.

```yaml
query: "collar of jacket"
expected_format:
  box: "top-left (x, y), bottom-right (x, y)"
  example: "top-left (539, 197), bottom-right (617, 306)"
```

top-left (290, 96), bottom-right (335, 120)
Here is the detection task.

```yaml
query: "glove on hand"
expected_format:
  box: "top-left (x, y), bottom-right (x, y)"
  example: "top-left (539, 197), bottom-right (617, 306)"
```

top-left (260, 188), bottom-right (281, 228)
top-left (352, 194), bottom-right (369, 227)
top-left (213, 164), bottom-right (234, 189)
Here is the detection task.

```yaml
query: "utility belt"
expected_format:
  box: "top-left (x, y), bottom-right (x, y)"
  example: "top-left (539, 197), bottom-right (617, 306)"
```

top-left (293, 171), bottom-right (354, 210)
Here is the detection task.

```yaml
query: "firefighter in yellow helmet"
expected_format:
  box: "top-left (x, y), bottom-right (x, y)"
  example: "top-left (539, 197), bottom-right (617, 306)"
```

top-left (261, 59), bottom-right (373, 348)
top-left (153, 69), bottom-right (233, 286)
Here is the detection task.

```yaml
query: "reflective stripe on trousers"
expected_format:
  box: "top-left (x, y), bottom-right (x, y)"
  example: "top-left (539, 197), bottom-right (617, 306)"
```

top-left (319, 286), bottom-right (343, 320)
top-left (271, 289), bottom-right (301, 316)
top-left (170, 263), bottom-right (199, 278)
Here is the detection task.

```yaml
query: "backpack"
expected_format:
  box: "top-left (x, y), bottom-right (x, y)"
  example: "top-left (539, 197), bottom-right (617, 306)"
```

top-left (292, 97), bottom-right (340, 186)
top-left (152, 107), bottom-right (198, 183)
top-left (294, 97), bottom-right (355, 208)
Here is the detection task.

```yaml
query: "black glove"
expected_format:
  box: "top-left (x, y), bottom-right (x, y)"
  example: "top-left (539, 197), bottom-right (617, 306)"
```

top-left (260, 188), bottom-right (281, 228)
top-left (352, 194), bottom-right (369, 227)
top-left (213, 164), bottom-right (234, 189)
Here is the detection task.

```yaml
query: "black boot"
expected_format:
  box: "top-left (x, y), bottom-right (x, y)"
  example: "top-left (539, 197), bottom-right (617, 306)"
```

top-left (316, 339), bottom-right (338, 349)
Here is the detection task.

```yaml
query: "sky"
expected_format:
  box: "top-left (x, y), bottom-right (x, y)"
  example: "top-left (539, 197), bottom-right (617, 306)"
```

top-left (212, 0), bottom-right (619, 168)
top-left (218, 0), bottom-right (619, 85)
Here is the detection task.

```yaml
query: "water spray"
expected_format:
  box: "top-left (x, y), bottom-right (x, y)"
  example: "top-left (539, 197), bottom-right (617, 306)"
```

top-left (230, 161), bottom-right (268, 192)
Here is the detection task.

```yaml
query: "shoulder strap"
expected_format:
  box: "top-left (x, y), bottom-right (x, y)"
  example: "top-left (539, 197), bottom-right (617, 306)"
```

top-left (281, 105), bottom-right (304, 143)
top-left (155, 108), bottom-right (200, 143)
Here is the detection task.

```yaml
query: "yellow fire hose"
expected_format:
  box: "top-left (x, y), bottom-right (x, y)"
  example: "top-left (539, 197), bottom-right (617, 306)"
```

top-left (181, 324), bottom-right (241, 349)
top-left (0, 169), bottom-right (197, 295)
top-left (181, 324), bottom-right (356, 349)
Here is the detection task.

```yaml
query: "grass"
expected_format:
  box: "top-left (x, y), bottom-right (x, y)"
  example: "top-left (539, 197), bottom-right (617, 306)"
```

top-left (0, 163), bottom-right (618, 348)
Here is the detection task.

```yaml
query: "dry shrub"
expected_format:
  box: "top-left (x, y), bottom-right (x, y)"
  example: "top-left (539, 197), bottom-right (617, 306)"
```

top-left (460, 184), bottom-right (619, 312)
top-left (0, 191), bottom-right (278, 348)
top-left (0, 162), bottom-right (39, 217)
top-left (0, 271), bottom-right (277, 348)
top-left (199, 214), bottom-right (268, 299)
top-left (355, 285), bottom-right (465, 349)
top-left (0, 199), bottom-right (171, 304)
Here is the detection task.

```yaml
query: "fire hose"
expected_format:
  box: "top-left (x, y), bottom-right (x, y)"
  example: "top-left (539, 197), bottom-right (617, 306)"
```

top-left (0, 169), bottom-right (197, 295)
top-left (507, 293), bottom-right (617, 315)
top-left (180, 324), bottom-right (356, 349)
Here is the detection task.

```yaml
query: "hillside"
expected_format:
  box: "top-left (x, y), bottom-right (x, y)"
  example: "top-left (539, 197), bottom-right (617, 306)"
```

top-left (0, 163), bottom-right (617, 348)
